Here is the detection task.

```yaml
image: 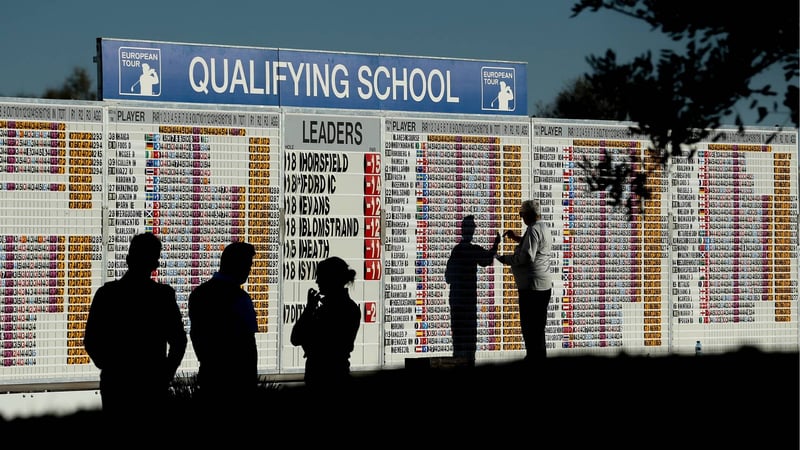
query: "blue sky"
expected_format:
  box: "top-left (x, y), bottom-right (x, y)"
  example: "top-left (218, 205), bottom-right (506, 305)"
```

top-left (0, 0), bottom-right (791, 126)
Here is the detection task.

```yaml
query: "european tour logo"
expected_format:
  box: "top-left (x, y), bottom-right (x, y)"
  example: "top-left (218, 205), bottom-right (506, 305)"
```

top-left (119, 47), bottom-right (162, 97)
top-left (481, 67), bottom-right (515, 112)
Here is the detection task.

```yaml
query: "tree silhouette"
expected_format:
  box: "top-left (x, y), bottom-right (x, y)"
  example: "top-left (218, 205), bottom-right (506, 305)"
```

top-left (567, 0), bottom-right (799, 217)
top-left (534, 75), bottom-right (629, 121)
top-left (42, 67), bottom-right (97, 100)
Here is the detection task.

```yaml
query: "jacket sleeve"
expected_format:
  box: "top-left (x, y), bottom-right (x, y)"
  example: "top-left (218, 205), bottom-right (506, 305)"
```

top-left (83, 286), bottom-right (108, 369)
top-left (444, 249), bottom-right (457, 284)
top-left (477, 240), bottom-right (499, 267)
top-left (497, 228), bottom-right (533, 267)
top-left (346, 304), bottom-right (361, 353)
top-left (188, 291), bottom-right (209, 362)
top-left (290, 305), bottom-right (314, 347)
top-left (164, 286), bottom-right (188, 379)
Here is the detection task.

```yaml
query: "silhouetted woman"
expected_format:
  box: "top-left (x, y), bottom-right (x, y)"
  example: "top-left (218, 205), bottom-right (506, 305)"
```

top-left (291, 256), bottom-right (361, 390)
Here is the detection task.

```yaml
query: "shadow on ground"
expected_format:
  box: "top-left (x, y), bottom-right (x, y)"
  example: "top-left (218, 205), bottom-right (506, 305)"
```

top-left (2, 347), bottom-right (797, 447)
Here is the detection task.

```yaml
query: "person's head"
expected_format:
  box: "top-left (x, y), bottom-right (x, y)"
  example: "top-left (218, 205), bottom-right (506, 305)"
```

top-left (460, 215), bottom-right (476, 240)
top-left (520, 199), bottom-right (541, 225)
top-left (315, 256), bottom-right (356, 296)
top-left (219, 241), bottom-right (256, 285)
top-left (126, 232), bottom-right (161, 276)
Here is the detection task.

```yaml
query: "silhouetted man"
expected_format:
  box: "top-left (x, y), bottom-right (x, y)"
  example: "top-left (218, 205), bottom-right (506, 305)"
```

top-left (445, 215), bottom-right (500, 362)
top-left (188, 241), bottom-right (258, 413)
top-left (84, 232), bottom-right (187, 422)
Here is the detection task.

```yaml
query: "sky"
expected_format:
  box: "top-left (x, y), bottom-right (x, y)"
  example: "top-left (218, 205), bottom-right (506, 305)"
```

top-left (0, 0), bottom-right (792, 127)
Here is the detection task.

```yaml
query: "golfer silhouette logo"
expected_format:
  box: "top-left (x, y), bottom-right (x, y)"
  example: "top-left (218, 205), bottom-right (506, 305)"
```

top-left (131, 63), bottom-right (160, 96)
top-left (490, 80), bottom-right (514, 111)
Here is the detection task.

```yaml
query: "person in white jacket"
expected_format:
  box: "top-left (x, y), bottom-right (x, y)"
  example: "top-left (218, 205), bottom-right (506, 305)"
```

top-left (496, 199), bottom-right (552, 361)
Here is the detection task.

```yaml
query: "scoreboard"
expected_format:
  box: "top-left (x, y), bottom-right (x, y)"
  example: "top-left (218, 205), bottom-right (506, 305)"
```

top-left (533, 121), bottom-right (799, 354)
top-left (1, 99), bottom-right (795, 388)
top-left (279, 113), bottom-right (384, 373)
top-left (104, 106), bottom-right (283, 374)
top-left (382, 117), bottom-right (531, 364)
top-left (0, 102), bottom-right (104, 384)
top-left (0, 38), bottom-right (796, 388)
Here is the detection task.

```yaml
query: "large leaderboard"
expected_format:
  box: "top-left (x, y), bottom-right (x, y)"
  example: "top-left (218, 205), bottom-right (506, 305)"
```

top-left (104, 106), bottom-right (283, 372)
top-left (279, 113), bottom-right (383, 373)
top-left (0, 38), bottom-right (797, 388)
top-left (0, 102), bottom-right (797, 387)
top-left (382, 117), bottom-right (531, 364)
top-left (533, 120), bottom-right (799, 355)
top-left (0, 102), bottom-right (104, 384)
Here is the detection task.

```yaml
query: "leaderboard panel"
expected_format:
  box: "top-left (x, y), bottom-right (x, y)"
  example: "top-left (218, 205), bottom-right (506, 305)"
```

top-left (0, 101), bottom-right (105, 384)
top-left (280, 113), bottom-right (384, 373)
top-left (669, 128), bottom-right (799, 352)
top-left (533, 119), bottom-right (799, 356)
top-left (534, 121), bottom-right (671, 356)
top-left (383, 117), bottom-right (531, 366)
top-left (105, 105), bottom-right (282, 373)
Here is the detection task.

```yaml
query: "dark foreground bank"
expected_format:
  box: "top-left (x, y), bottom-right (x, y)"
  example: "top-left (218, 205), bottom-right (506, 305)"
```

top-left (2, 348), bottom-right (797, 447)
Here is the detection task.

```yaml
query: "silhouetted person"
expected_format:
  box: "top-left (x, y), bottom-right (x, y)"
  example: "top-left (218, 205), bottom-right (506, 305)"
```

top-left (188, 241), bottom-right (258, 413)
top-left (445, 215), bottom-right (500, 362)
top-left (84, 232), bottom-right (187, 423)
top-left (291, 256), bottom-right (361, 393)
top-left (496, 199), bottom-right (552, 361)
